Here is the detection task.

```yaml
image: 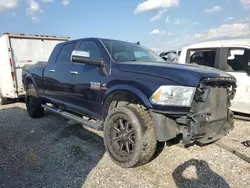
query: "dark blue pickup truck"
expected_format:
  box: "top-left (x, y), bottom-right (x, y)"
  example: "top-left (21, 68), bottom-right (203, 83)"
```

top-left (22, 38), bottom-right (237, 168)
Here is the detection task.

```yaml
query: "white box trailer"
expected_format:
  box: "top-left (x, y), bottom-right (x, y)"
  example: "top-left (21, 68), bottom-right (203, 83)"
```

top-left (0, 33), bottom-right (70, 105)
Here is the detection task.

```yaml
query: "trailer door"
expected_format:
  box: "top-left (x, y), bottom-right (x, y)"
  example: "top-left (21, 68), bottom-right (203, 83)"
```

top-left (9, 37), bottom-right (65, 95)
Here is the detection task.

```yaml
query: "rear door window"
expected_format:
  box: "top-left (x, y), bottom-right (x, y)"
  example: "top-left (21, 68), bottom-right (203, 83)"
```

top-left (56, 42), bottom-right (76, 63)
top-left (226, 48), bottom-right (250, 72)
top-left (187, 48), bottom-right (218, 68)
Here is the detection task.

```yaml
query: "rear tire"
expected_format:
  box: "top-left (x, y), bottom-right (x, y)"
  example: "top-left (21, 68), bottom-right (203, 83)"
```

top-left (25, 83), bottom-right (44, 118)
top-left (0, 94), bottom-right (7, 105)
top-left (103, 105), bottom-right (157, 168)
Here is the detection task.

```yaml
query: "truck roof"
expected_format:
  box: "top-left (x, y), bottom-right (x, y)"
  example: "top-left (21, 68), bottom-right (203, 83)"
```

top-left (1, 32), bottom-right (70, 41)
top-left (182, 38), bottom-right (250, 49)
top-left (59, 37), bottom-right (141, 45)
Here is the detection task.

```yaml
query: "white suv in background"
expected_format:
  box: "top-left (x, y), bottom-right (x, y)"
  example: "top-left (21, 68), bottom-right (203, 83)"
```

top-left (178, 39), bottom-right (250, 115)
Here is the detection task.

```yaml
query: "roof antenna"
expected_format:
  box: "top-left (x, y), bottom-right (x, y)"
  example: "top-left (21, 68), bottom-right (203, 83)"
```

top-left (135, 41), bottom-right (140, 45)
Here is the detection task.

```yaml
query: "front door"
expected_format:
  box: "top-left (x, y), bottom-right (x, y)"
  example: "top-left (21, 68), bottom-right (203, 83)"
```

top-left (69, 39), bottom-right (110, 119)
top-left (222, 47), bottom-right (250, 114)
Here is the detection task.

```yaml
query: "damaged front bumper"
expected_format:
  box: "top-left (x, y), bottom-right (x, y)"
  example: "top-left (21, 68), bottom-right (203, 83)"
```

top-left (151, 109), bottom-right (234, 145)
top-left (151, 77), bottom-right (236, 146)
top-left (175, 109), bottom-right (234, 145)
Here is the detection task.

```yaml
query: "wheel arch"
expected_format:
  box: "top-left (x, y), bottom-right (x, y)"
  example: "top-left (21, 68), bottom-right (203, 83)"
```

top-left (102, 85), bottom-right (153, 119)
top-left (23, 74), bottom-right (38, 92)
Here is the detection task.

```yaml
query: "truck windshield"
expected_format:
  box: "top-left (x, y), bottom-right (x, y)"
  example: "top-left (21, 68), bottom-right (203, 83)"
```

top-left (101, 39), bottom-right (165, 63)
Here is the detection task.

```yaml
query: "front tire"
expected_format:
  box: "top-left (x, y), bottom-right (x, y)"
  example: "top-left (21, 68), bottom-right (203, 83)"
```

top-left (103, 105), bottom-right (157, 168)
top-left (25, 84), bottom-right (44, 118)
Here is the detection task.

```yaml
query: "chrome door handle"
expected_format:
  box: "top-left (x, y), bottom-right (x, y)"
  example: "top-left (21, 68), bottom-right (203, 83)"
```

top-left (70, 71), bottom-right (78, 75)
top-left (49, 69), bottom-right (55, 72)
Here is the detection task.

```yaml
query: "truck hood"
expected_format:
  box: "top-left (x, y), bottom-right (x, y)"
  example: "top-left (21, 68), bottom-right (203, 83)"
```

top-left (117, 61), bottom-right (234, 87)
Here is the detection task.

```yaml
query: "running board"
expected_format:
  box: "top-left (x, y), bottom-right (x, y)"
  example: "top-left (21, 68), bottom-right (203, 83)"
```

top-left (41, 104), bottom-right (103, 131)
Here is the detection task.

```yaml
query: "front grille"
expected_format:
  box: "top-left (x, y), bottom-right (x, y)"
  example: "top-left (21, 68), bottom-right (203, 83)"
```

top-left (190, 77), bottom-right (235, 123)
top-left (209, 87), bottom-right (227, 120)
top-left (195, 77), bottom-right (235, 121)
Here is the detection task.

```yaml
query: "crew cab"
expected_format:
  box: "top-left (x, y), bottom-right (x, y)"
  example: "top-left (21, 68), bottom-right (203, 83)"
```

top-left (22, 38), bottom-right (236, 168)
top-left (179, 39), bottom-right (250, 114)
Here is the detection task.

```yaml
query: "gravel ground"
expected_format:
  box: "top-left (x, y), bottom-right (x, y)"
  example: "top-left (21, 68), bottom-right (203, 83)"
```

top-left (219, 118), bottom-right (250, 160)
top-left (0, 103), bottom-right (106, 188)
top-left (0, 102), bottom-right (250, 188)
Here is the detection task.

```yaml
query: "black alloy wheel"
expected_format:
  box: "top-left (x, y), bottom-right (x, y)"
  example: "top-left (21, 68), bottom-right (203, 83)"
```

top-left (104, 105), bottom-right (157, 168)
top-left (110, 117), bottom-right (136, 157)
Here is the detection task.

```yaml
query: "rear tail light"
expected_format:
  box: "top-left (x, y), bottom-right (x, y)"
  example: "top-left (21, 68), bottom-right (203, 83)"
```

top-left (11, 72), bottom-right (15, 81)
top-left (9, 58), bottom-right (15, 81)
top-left (9, 58), bottom-right (12, 67)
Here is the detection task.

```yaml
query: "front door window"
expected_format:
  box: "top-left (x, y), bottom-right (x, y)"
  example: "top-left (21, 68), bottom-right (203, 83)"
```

top-left (189, 49), bottom-right (217, 68)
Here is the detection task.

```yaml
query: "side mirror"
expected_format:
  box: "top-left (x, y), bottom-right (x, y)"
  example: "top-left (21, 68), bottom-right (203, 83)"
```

top-left (71, 50), bottom-right (104, 66)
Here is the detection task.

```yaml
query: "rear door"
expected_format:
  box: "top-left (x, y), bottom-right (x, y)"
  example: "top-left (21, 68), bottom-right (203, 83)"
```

top-left (9, 37), bottom-right (67, 95)
top-left (220, 47), bottom-right (250, 114)
top-left (43, 41), bottom-right (77, 104)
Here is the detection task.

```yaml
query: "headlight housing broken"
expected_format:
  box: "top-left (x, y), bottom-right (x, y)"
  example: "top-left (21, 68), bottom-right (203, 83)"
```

top-left (150, 85), bottom-right (196, 107)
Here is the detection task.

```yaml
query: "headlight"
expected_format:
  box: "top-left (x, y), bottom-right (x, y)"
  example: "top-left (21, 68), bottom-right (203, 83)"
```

top-left (150, 85), bottom-right (196, 107)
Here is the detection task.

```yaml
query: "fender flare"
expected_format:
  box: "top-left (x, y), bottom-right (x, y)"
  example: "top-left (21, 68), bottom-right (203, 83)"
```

top-left (23, 72), bottom-right (39, 92)
top-left (103, 84), bottom-right (153, 109)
